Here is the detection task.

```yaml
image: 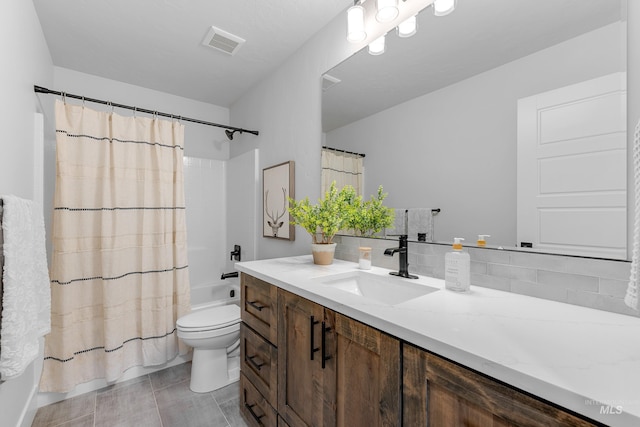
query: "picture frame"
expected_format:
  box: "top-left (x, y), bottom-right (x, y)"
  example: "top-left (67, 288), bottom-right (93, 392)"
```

top-left (263, 161), bottom-right (295, 240)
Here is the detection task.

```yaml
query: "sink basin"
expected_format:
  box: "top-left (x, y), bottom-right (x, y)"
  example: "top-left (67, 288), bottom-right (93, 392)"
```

top-left (313, 271), bottom-right (438, 305)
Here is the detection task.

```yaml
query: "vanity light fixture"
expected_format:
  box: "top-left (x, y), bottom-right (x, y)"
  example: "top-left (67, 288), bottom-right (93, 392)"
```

top-left (397, 14), bottom-right (417, 37)
top-left (347, 1), bottom-right (367, 43)
top-left (376, 0), bottom-right (399, 22)
top-left (433, 0), bottom-right (456, 16)
top-left (368, 33), bottom-right (386, 55)
top-left (348, 1), bottom-right (456, 45)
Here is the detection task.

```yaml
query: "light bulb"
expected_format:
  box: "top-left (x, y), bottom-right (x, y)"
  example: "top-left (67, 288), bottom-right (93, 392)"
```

top-left (434, 0), bottom-right (456, 16)
top-left (397, 15), bottom-right (417, 38)
top-left (376, 0), bottom-right (399, 22)
top-left (347, 4), bottom-right (367, 43)
top-left (368, 34), bottom-right (386, 55)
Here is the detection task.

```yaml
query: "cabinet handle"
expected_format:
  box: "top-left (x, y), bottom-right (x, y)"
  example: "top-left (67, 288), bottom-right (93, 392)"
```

top-left (310, 315), bottom-right (320, 360)
top-left (247, 300), bottom-right (266, 311)
top-left (321, 321), bottom-right (332, 369)
top-left (247, 354), bottom-right (265, 371)
top-left (244, 402), bottom-right (265, 426)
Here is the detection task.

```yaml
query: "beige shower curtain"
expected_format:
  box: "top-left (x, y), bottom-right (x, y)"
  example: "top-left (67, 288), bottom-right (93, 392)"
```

top-left (321, 148), bottom-right (363, 196)
top-left (40, 100), bottom-right (190, 392)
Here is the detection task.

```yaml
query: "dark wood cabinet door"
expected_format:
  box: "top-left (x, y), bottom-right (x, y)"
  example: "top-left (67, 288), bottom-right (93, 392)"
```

top-left (326, 312), bottom-right (401, 427)
top-left (403, 344), bottom-right (597, 427)
top-left (277, 290), bottom-right (329, 427)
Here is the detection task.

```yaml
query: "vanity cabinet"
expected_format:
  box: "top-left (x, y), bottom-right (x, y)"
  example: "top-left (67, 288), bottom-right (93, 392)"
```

top-left (277, 289), bottom-right (401, 427)
top-left (402, 343), bottom-right (597, 427)
top-left (241, 272), bottom-right (596, 427)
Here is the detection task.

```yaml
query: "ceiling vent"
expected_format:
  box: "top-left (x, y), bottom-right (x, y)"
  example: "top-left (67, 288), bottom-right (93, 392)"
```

top-left (322, 74), bottom-right (341, 92)
top-left (202, 26), bottom-right (245, 56)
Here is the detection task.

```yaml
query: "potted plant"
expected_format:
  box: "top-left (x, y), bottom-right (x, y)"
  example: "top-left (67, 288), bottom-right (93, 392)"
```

top-left (288, 182), bottom-right (355, 265)
top-left (346, 185), bottom-right (395, 237)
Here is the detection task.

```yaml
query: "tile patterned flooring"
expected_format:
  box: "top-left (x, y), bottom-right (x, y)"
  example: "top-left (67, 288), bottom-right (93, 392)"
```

top-left (32, 363), bottom-right (248, 427)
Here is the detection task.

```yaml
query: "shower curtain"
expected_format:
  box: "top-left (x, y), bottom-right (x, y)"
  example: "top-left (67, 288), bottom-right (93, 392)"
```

top-left (321, 148), bottom-right (363, 196)
top-left (40, 100), bottom-right (191, 392)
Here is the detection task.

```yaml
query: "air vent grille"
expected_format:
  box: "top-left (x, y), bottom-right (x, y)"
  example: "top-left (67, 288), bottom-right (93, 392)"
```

top-left (202, 26), bottom-right (245, 56)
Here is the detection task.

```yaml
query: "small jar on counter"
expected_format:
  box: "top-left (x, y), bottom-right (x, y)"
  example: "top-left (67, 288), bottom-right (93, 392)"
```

top-left (359, 246), bottom-right (372, 270)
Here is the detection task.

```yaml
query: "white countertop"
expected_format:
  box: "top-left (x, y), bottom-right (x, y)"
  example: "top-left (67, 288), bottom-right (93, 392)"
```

top-left (236, 255), bottom-right (640, 426)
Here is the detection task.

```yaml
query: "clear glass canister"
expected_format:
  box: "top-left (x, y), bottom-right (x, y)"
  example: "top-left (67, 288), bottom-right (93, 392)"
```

top-left (359, 246), bottom-right (372, 270)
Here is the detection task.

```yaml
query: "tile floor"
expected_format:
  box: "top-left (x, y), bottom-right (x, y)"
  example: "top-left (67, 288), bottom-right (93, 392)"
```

top-left (32, 363), bottom-right (248, 427)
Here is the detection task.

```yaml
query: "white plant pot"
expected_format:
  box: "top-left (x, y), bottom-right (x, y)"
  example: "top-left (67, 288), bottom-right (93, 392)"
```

top-left (311, 243), bottom-right (337, 265)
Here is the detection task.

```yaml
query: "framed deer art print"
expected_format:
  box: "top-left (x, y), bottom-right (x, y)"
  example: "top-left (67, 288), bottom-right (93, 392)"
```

top-left (263, 161), bottom-right (295, 240)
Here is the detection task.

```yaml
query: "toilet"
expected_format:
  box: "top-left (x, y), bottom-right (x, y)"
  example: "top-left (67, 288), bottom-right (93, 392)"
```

top-left (176, 304), bottom-right (241, 393)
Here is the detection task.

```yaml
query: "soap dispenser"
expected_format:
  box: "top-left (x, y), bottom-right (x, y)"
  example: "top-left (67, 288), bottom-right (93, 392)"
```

top-left (445, 237), bottom-right (470, 292)
top-left (477, 235), bottom-right (491, 247)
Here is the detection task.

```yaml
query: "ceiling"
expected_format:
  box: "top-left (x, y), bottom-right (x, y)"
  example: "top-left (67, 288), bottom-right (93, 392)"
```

top-left (322, 0), bottom-right (625, 132)
top-left (32, 0), bottom-right (625, 123)
top-left (32, 0), bottom-right (352, 107)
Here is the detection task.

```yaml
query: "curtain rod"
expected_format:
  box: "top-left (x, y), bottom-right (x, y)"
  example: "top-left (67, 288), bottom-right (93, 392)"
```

top-left (33, 85), bottom-right (259, 136)
top-left (322, 146), bottom-right (365, 158)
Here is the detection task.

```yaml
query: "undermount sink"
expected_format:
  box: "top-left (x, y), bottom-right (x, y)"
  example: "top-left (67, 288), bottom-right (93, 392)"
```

top-left (313, 270), bottom-right (438, 305)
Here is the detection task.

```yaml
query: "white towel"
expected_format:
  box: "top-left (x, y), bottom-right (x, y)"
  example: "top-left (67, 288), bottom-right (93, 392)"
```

top-left (386, 209), bottom-right (407, 236)
top-left (0, 195), bottom-right (51, 380)
top-left (386, 208), bottom-right (436, 242)
top-left (408, 208), bottom-right (433, 242)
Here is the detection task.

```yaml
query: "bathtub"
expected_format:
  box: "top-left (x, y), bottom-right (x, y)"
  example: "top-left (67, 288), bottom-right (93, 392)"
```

top-left (190, 279), bottom-right (240, 310)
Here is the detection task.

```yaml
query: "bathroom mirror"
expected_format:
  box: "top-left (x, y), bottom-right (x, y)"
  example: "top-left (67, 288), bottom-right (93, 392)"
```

top-left (322, 0), bottom-right (628, 259)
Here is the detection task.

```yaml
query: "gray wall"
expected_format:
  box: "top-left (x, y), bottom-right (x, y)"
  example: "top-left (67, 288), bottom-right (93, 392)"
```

top-left (0, 1), bottom-right (53, 426)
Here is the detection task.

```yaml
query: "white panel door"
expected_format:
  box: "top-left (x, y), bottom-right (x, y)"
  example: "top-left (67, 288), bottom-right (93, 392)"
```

top-left (517, 72), bottom-right (626, 259)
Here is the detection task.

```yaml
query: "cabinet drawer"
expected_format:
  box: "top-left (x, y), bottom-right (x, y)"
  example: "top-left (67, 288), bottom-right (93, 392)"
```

top-left (240, 372), bottom-right (277, 427)
top-left (241, 273), bottom-right (278, 344)
top-left (241, 323), bottom-right (278, 408)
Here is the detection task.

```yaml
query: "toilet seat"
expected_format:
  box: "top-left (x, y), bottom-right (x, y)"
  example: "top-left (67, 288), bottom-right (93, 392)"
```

top-left (177, 304), bottom-right (240, 332)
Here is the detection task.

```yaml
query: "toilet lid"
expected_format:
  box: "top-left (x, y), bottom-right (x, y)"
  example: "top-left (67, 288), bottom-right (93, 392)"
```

top-left (177, 304), bottom-right (240, 330)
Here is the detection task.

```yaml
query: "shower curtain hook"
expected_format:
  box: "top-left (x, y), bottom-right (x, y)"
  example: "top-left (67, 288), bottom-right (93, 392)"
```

top-left (133, 106), bottom-right (137, 118)
top-left (62, 92), bottom-right (66, 104)
top-left (107, 101), bottom-right (114, 114)
top-left (81, 96), bottom-right (85, 108)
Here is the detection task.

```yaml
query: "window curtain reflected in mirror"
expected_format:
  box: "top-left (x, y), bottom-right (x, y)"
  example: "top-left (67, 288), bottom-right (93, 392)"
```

top-left (321, 148), bottom-right (363, 195)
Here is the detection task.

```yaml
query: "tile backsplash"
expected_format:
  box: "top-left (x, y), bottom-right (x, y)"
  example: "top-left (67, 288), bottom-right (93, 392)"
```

top-left (334, 235), bottom-right (638, 317)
